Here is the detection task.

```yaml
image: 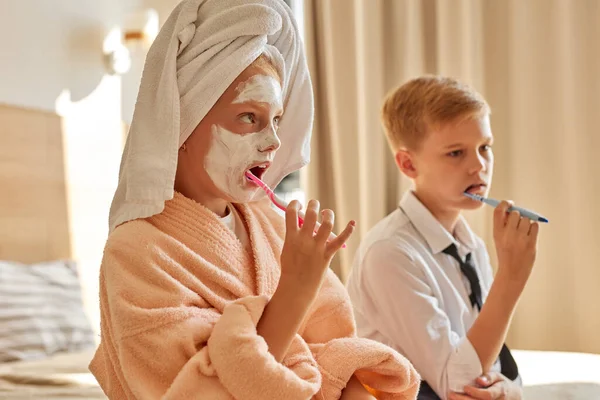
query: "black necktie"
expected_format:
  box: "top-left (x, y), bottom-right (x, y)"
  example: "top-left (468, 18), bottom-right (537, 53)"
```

top-left (443, 243), bottom-right (519, 381)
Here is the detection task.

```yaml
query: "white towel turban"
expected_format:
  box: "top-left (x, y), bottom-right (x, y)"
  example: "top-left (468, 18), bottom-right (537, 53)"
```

top-left (108, 0), bottom-right (313, 232)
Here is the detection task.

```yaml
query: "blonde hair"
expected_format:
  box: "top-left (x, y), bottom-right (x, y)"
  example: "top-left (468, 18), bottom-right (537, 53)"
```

top-left (381, 75), bottom-right (490, 152)
top-left (251, 53), bottom-right (282, 86)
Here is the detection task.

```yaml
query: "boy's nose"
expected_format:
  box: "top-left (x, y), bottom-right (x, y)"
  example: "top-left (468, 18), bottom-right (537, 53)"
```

top-left (469, 154), bottom-right (487, 173)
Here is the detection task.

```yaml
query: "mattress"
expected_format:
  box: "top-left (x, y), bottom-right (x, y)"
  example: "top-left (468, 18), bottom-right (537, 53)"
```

top-left (0, 348), bottom-right (598, 399)
top-left (0, 349), bottom-right (106, 399)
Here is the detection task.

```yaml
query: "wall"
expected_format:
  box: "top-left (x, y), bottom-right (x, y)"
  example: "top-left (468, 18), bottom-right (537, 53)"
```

top-left (0, 0), bottom-right (178, 333)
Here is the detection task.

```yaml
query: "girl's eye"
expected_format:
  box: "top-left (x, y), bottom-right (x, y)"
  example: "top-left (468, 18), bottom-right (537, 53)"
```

top-left (447, 150), bottom-right (463, 157)
top-left (481, 144), bottom-right (492, 152)
top-left (240, 113), bottom-right (256, 124)
top-left (273, 116), bottom-right (281, 127)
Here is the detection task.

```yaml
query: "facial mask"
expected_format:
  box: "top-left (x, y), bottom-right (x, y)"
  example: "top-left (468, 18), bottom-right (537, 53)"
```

top-left (204, 74), bottom-right (283, 202)
top-left (205, 124), bottom-right (278, 202)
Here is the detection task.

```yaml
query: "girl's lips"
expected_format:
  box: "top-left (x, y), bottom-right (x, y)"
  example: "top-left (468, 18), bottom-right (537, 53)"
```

top-left (245, 163), bottom-right (270, 181)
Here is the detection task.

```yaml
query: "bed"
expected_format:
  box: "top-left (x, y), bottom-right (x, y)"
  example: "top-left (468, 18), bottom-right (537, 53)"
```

top-left (0, 258), bottom-right (104, 400)
top-left (515, 349), bottom-right (600, 399)
top-left (0, 104), bottom-right (107, 399)
top-left (0, 349), bottom-right (598, 399)
top-left (0, 350), bottom-right (105, 399)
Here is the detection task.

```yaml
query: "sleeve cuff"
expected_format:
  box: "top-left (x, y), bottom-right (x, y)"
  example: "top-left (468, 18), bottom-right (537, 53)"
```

top-left (206, 295), bottom-right (321, 400)
top-left (446, 337), bottom-right (483, 393)
top-left (514, 374), bottom-right (523, 387)
top-left (311, 337), bottom-right (420, 400)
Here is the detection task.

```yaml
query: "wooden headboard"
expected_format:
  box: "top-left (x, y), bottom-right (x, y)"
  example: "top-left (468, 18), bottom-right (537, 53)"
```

top-left (0, 104), bottom-right (71, 263)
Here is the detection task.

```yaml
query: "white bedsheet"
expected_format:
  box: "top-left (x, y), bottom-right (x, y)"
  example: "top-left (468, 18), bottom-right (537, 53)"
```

top-left (0, 348), bottom-right (597, 399)
top-left (0, 349), bottom-right (105, 399)
top-left (515, 349), bottom-right (600, 399)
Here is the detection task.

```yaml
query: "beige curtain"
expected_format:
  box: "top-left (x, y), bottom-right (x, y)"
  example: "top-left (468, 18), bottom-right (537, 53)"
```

top-left (302, 0), bottom-right (600, 354)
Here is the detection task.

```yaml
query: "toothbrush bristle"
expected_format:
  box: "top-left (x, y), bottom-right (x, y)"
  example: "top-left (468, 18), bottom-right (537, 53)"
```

top-left (245, 171), bottom-right (274, 195)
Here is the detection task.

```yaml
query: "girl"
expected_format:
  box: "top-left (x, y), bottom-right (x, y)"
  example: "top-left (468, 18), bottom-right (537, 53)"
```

top-left (90, 1), bottom-right (419, 399)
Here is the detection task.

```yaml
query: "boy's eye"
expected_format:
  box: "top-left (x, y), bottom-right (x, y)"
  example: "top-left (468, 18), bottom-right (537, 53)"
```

top-left (240, 113), bottom-right (256, 124)
top-left (447, 150), bottom-right (463, 157)
top-left (273, 116), bottom-right (281, 127)
top-left (481, 144), bottom-right (492, 152)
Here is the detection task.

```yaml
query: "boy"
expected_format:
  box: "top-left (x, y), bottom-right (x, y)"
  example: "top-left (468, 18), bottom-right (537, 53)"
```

top-left (346, 76), bottom-right (540, 400)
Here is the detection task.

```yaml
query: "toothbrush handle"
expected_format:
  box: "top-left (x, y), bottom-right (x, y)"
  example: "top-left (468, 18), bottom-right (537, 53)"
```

top-left (507, 206), bottom-right (542, 222)
top-left (271, 193), bottom-right (305, 225)
top-left (481, 197), bottom-right (501, 208)
top-left (297, 210), bottom-right (342, 245)
top-left (273, 193), bottom-right (344, 246)
top-left (482, 197), bottom-right (546, 222)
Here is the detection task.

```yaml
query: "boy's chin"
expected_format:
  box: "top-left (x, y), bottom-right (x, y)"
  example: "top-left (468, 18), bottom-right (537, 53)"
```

top-left (460, 196), bottom-right (486, 210)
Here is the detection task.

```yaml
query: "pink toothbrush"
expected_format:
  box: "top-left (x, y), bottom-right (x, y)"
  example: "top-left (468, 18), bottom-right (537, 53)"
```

top-left (245, 171), bottom-right (345, 248)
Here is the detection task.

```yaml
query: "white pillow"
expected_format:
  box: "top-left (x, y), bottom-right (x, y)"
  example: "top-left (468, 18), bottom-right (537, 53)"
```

top-left (0, 260), bottom-right (96, 362)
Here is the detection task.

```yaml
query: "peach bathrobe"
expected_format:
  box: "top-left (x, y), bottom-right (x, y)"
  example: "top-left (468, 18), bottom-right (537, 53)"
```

top-left (90, 193), bottom-right (420, 399)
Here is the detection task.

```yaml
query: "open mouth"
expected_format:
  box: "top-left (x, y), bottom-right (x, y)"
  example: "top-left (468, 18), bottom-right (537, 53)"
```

top-left (465, 183), bottom-right (487, 194)
top-left (245, 162), bottom-right (270, 182)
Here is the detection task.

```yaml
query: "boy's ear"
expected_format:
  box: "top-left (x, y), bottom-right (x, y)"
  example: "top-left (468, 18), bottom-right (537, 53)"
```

top-left (394, 150), bottom-right (418, 179)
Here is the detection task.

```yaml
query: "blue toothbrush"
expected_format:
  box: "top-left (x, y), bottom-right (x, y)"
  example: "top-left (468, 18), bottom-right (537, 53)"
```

top-left (463, 192), bottom-right (548, 223)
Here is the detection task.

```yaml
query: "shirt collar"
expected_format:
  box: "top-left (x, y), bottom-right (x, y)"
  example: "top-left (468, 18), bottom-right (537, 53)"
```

top-left (399, 190), bottom-right (478, 255)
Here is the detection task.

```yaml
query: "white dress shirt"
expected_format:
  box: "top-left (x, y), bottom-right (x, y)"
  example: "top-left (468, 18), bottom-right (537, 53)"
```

top-left (346, 190), bottom-right (507, 399)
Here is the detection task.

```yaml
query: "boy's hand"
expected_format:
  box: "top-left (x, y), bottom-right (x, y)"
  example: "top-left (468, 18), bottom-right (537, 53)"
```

top-left (340, 375), bottom-right (377, 400)
top-left (493, 200), bottom-right (539, 285)
top-left (449, 372), bottom-right (522, 400)
top-left (280, 199), bottom-right (355, 297)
